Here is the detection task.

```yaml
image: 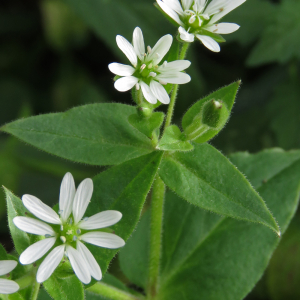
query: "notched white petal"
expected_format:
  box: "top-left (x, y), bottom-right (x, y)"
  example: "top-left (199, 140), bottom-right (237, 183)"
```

top-left (116, 35), bottom-right (138, 67)
top-left (22, 195), bottom-right (61, 225)
top-left (13, 217), bottom-right (55, 236)
top-left (178, 27), bottom-right (194, 43)
top-left (0, 260), bottom-right (17, 276)
top-left (77, 241), bottom-right (102, 280)
top-left (20, 237), bottom-right (56, 265)
top-left (80, 231), bottom-right (125, 249)
top-left (79, 210), bottom-right (122, 230)
top-left (66, 246), bottom-right (91, 284)
top-left (72, 178), bottom-right (93, 224)
top-left (156, 1), bottom-right (184, 26)
top-left (196, 34), bottom-right (220, 52)
top-left (0, 279), bottom-right (19, 294)
top-left (133, 27), bottom-right (145, 60)
top-left (158, 60), bottom-right (191, 72)
top-left (36, 245), bottom-right (65, 283)
top-left (150, 81), bottom-right (170, 104)
top-left (140, 81), bottom-right (157, 104)
top-left (108, 63), bottom-right (135, 77)
top-left (59, 172), bottom-right (76, 222)
top-left (156, 72), bottom-right (191, 84)
top-left (147, 34), bottom-right (173, 65)
top-left (114, 76), bottom-right (139, 92)
top-left (205, 22), bottom-right (240, 34)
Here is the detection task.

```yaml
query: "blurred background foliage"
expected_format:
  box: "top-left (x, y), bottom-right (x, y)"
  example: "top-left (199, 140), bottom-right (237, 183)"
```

top-left (0, 0), bottom-right (299, 299)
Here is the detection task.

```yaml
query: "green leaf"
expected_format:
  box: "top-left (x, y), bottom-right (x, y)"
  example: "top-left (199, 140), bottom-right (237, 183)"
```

top-left (1, 103), bottom-right (155, 166)
top-left (7, 294), bottom-right (25, 300)
top-left (158, 125), bottom-right (193, 152)
top-left (159, 143), bottom-right (280, 234)
top-left (128, 112), bottom-right (164, 139)
top-left (84, 151), bottom-right (163, 278)
top-left (157, 148), bottom-right (300, 300)
top-left (247, 0), bottom-right (300, 66)
top-left (4, 187), bottom-right (31, 254)
top-left (119, 211), bottom-right (150, 289)
top-left (182, 81), bottom-right (240, 143)
top-left (0, 244), bottom-right (7, 260)
top-left (44, 275), bottom-right (84, 300)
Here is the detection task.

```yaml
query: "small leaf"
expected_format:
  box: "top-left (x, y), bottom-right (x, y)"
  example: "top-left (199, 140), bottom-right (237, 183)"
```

top-left (44, 275), bottom-right (84, 300)
top-left (182, 81), bottom-right (240, 143)
top-left (1, 103), bottom-right (155, 166)
top-left (84, 151), bottom-right (163, 278)
top-left (4, 187), bottom-right (31, 254)
top-left (128, 112), bottom-right (164, 139)
top-left (159, 143), bottom-right (280, 234)
top-left (0, 244), bottom-right (7, 260)
top-left (158, 125), bottom-right (193, 152)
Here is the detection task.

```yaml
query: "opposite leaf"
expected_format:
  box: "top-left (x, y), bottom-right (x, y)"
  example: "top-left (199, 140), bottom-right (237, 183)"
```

top-left (159, 143), bottom-right (280, 235)
top-left (182, 81), bottom-right (240, 143)
top-left (1, 103), bottom-right (154, 166)
top-left (158, 125), bottom-right (193, 152)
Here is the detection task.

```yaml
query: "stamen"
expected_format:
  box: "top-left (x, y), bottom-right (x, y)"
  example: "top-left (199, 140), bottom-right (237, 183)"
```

top-left (73, 236), bottom-right (78, 241)
top-left (149, 72), bottom-right (157, 77)
top-left (66, 230), bottom-right (73, 235)
top-left (60, 225), bottom-right (63, 231)
top-left (58, 210), bottom-right (63, 215)
top-left (45, 234), bottom-right (52, 238)
top-left (147, 46), bottom-right (152, 54)
top-left (69, 218), bottom-right (73, 225)
top-left (140, 64), bottom-right (146, 70)
top-left (202, 13), bottom-right (210, 20)
top-left (159, 80), bottom-right (167, 85)
top-left (156, 53), bottom-right (160, 58)
top-left (60, 236), bottom-right (66, 243)
top-left (163, 61), bottom-right (167, 67)
top-left (136, 83), bottom-right (140, 90)
top-left (76, 229), bottom-right (81, 235)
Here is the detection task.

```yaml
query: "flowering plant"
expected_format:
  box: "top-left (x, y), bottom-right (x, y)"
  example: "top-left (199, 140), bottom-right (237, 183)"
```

top-left (1, 1), bottom-right (300, 300)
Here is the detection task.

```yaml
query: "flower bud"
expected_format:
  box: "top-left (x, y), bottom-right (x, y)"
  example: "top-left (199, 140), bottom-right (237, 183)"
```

top-left (183, 99), bottom-right (229, 142)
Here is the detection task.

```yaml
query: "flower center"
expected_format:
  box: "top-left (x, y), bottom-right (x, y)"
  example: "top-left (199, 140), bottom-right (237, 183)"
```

top-left (58, 217), bottom-right (82, 246)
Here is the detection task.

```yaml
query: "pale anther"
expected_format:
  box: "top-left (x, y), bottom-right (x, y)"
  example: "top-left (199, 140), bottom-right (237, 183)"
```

top-left (60, 225), bottom-right (63, 231)
top-left (136, 83), bottom-right (140, 90)
top-left (60, 236), bottom-right (66, 243)
top-left (73, 236), bottom-right (77, 241)
top-left (149, 72), bottom-right (157, 77)
top-left (147, 46), bottom-right (152, 53)
top-left (45, 234), bottom-right (51, 238)
top-left (76, 229), bottom-right (81, 234)
top-left (140, 64), bottom-right (146, 70)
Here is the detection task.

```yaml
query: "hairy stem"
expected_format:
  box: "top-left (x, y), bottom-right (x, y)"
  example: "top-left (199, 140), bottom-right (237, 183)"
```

top-left (87, 282), bottom-right (143, 300)
top-left (147, 175), bottom-right (166, 298)
top-left (163, 42), bottom-right (190, 132)
top-left (30, 281), bottom-right (40, 300)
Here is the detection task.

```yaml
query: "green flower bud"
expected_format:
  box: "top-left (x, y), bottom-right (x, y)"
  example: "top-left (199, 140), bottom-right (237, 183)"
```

top-left (183, 99), bottom-right (229, 142)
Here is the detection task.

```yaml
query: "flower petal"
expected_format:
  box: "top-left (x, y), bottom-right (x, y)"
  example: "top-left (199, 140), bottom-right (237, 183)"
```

top-left (0, 260), bottom-right (17, 276)
top-left (20, 237), bottom-right (56, 265)
top-left (108, 63), bottom-right (135, 76)
top-left (181, 0), bottom-right (193, 10)
top-left (158, 60), bottom-right (191, 72)
top-left (66, 246), bottom-right (91, 284)
top-left (205, 22), bottom-right (240, 34)
top-left (59, 172), bottom-right (76, 222)
top-left (77, 241), bottom-right (102, 280)
top-left (196, 34), bottom-right (220, 52)
top-left (156, 72), bottom-right (191, 84)
top-left (163, 0), bottom-right (184, 15)
top-left (114, 76), bottom-right (139, 92)
top-left (22, 195), bottom-right (61, 225)
top-left (79, 210), bottom-right (122, 230)
top-left (147, 34), bottom-right (173, 65)
top-left (72, 178), bottom-right (93, 224)
top-left (116, 35), bottom-right (137, 67)
top-left (156, 1), bottom-right (184, 26)
top-left (36, 245), bottom-right (65, 283)
top-left (140, 81), bottom-right (157, 104)
top-left (178, 27), bottom-right (195, 43)
top-left (133, 27), bottom-right (145, 60)
top-left (208, 0), bottom-right (246, 24)
top-left (80, 232), bottom-right (125, 249)
top-left (13, 217), bottom-right (55, 236)
top-left (0, 279), bottom-right (19, 294)
top-left (150, 81), bottom-right (170, 104)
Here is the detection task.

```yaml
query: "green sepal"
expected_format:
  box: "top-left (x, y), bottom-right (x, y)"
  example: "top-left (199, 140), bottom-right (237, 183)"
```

top-left (182, 81), bottom-right (240, 143)
top-left (128, 112), bottom-right (164, 139)
top-left (158, 125), bottom-right (194, 152)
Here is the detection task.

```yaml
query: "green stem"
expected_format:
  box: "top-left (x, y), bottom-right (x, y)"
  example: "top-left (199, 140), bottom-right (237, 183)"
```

top-left (163, 43), bottom-right (190, 132)
top-left (147, 175), bottom-right (166, 298)
top-left (87, 282), bottom-right (142, 300)
top-left (30, 281), bottom-right (40, 300)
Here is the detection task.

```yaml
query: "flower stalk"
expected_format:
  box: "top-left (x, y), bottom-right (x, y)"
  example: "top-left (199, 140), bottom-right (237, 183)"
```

top-left (147, 175), bottom-right (166, 298)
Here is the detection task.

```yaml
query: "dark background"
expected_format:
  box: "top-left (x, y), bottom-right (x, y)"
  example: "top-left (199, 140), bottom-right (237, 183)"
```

top-left (0, 0), bottom-right (300, 299)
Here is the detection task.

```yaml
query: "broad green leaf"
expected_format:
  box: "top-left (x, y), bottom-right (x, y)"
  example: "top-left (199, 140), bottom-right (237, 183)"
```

top-left (84, 151), bottom-right (163, 278)
top-left (7, 294), bottom-right (25, 300)
top-left (1, 103), bottom-right (155, 166)
top-left (158, 125), bottom-right (193, 152)
top-left (128, 112), bottom-right (164, 139)
top-left (44, 275), bottom-right (84, 300)
top-left (119, 211), bottom-right (150, 289)
top-left (181, 82), bottom-right (240, 143)
top-left (37, 288), bottom-right (53, 300)
top-left (4, 187), bottom-right (31, 254)
top-left (159, 143), bottom-right (280, 234)
top-left (157, 149), bottom-right (300, 300)
top-left (247, 0), bottom-right (300, 66)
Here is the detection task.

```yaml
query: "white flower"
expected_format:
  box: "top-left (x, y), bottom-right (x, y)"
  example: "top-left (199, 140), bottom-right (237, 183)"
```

top-left (109, 27), bottom-right (191, 105)
top-left (0, 260), bottom-right (19, 294)
top-left (156, 0), bottom-right (246, 52)
top-left (13, 173), bottom-right (125, 285)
